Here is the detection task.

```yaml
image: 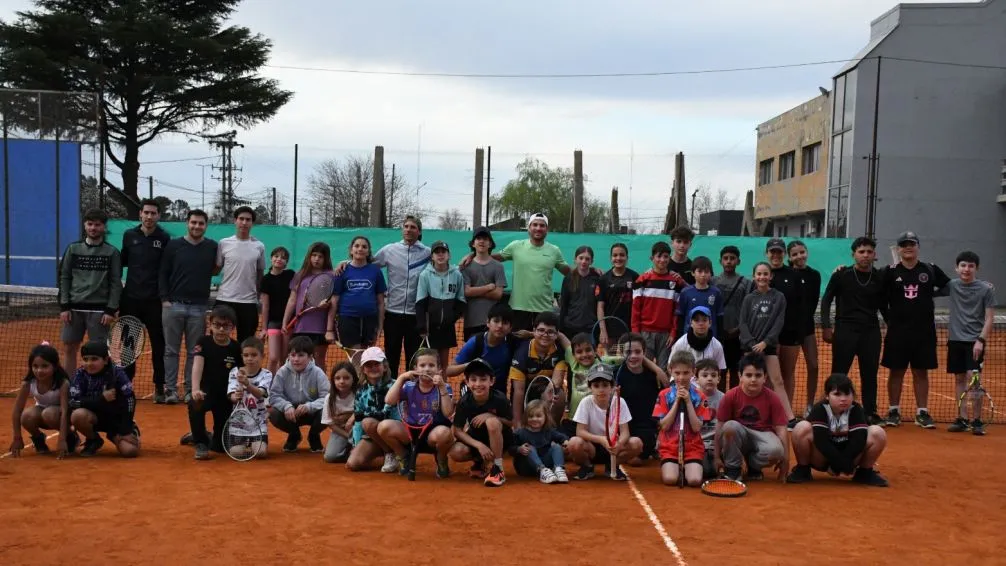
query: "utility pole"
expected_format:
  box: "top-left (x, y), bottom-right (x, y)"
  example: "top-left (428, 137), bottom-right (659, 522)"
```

top-left (271, 187), bottom-right (277, 225)
top-left (148, 176), bottom-right (153, 200)
top-left (197, 164), bottom-right (210, 209)
top-left (209, 131), bottom-right (243, 219)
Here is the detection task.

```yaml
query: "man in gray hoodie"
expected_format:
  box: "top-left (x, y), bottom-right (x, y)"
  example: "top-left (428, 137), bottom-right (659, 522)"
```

top-left (268, 336), bottom-right (330, 453)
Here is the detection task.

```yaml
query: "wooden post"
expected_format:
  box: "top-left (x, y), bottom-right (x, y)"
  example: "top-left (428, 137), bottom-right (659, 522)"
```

top-left (610, 186), bottom-right (620, 234)
top-left (573, 150), bottom-right (584, 232)
top-left (293, 144), bottom-right (299, 226)
top-left (370, 146), bottom-right (385, 227)
top-left (148, 176), bottom-right (153, 199)
top-left (473, 148), bottom-right (484, 228)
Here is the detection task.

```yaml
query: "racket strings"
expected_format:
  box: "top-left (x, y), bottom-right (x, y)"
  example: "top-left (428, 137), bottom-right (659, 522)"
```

top-left (109, 317), bottom-right (146, 366)
top-left (701, 479), bottom-right (748, 497)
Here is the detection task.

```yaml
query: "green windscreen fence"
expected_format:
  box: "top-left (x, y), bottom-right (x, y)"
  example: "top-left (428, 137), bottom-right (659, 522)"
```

top-left (107, 220), bottom-right (855, 296)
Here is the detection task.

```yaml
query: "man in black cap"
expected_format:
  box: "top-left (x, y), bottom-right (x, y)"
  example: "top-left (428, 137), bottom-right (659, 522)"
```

top-left (880, 231), bottom-right (950, 429)
top-left (461, 227), bottom-right (506, 341)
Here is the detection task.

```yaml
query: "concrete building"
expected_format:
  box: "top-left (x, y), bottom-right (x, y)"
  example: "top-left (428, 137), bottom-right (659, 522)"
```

top-left (754, 92), bottom-right (831, 238)
top-left (699, 209), bottom-right (743, 236)
top-left (826, 0), bottom-right (1006, 295)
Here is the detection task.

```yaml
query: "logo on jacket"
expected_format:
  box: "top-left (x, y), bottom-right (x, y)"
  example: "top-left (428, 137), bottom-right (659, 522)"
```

top-left (919, 272), bottom-right (929, 284)
top-left (904, 284), bottom-right (918, 299)
top-left (707, 296), bottom-right (716, 306)
top-left (152, 240), bottom-right (162, 249)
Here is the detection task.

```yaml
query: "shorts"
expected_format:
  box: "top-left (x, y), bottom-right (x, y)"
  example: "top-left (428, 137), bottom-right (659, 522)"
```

top-left (657, 435), bottom-right (705, 463)
top-left (426, 323), bottom-right (457, 350)
top-left (882, 327), bottom-right (937, 370)
top-left (641, 330), bottom-right (672, 368)
top-left (559, 419), bottom-right (577, 438)
top-left (61, 311), bottom-right (108, 344)
top-left (744, 345), bottom-right (777, 357)
top-left (463, 325), bottom-right (487, 342)
top-left (777, 326), bottom-right (804, 347)
top-left (408, 416), bottom-right (451, 454)
top-left (590, 442), bottom-right (612, 465)
top-left (629, 424), bottom-right (657, 460)
top-left (266, 320), bottom-right (283, 330)
top-left (93, 411), bottom-right (136, 440)
top-left (462, 420), bottom-right (514, 460)
top-left (512, 310), bottom-right (546, 333)
top-left (337, 315), bottom-right (379, 347)
top-left (810, 441), bottom-right (850, 472)
top-left (292, 332), bottom-right (327, 346)
top-left (947, 340), bottom-right (983, 374)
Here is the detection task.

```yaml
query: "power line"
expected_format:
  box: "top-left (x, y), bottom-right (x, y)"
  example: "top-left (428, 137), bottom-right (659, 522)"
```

top-left (143, 155), bottom-right (216, 164)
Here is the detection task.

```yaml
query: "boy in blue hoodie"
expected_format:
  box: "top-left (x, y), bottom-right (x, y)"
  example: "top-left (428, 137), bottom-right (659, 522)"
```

top-left (416, 240), bottom-right (467, 371)
top-left (268, 336), bottom-right (330, 453)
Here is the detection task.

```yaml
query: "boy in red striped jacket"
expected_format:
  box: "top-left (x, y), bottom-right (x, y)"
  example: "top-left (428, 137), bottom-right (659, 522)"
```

top-left (632, 242), bottom-right (688, 368)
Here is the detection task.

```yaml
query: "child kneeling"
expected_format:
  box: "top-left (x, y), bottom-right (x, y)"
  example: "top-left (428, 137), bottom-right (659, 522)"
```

top-left (654, 351), bottom-right (710, 487)
top-left (69, 341), bottom-right (139, 458)
top-left (268, 336), bottom-right (330, 453)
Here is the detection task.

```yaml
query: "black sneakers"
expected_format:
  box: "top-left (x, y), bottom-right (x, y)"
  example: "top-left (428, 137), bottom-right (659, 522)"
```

top-left (852, 467), bottom-right (889, 487)
top-left (971, 419), bottom-right (986, 436)
top-left (948, 417), bottom-right (971, 433)
top-left (914, 410), bottom-right (936, 429)
top-left (80, 436), bottom-right (105, 457)
top-left (885, 409), bottom-right (902, 427)
top-left (786, 464), bottom-right (814, 484)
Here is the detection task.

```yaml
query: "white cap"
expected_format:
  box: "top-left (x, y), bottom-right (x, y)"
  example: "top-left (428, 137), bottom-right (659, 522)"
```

top-left (361, 347), bottom-right (386, 365)
top-left (529, 212), bottom-right (549, 226)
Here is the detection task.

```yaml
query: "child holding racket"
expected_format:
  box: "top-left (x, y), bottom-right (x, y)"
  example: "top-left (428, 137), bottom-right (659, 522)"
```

top-left (69, 341), bottom-right (139, 458)
top-left (8, 342), bottom-right (74, 458)
top-left (558, 245), bottom-right (599, 339)
top-left (787, 374), bottom-right (889, 486)
top-left (268, 336), bottom-right (330, 453)
top-left (555, 332), bottom-right (624, 437)
top-left (259, 246), bottom-right (295, 374)
top-left (226, 337), bottom-right (273, 459)
top-left (346, 347), bottom-right (400, 473)
top-left (283, 242), bottom-right (336, 369)
top-left (654, 350), bottom-right (710, 487)
top-left (739, 262), bottom-right (796, 426)
top-left (321, 361), bottom-right (358, 463)
top-left (448, 358), bottom-right (514, 486)
top-left (380, 349), bottom-right (455, 480)
top-left (328, 236), bottom-right (386, 349)
top-left (567, 364), bottom-right (641, 481)
top-left (616, 332), bottom-right (669, 464)
top-left (713, 352), bottom-right (789, 482)
top-left (415, 240), bottom-right (466, 372)
top-left (509, 312), bottom-right (569, 426)
top-left (188, 305), bottom-right (243, 460)
top-left (695, 359), bottom-right (724, 478)
top-left (512, 399), bottom-right (570, 484)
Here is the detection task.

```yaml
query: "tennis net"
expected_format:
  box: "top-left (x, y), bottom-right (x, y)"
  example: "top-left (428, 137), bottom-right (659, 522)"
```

top-left (0, 283), bottom-right (1002, 424)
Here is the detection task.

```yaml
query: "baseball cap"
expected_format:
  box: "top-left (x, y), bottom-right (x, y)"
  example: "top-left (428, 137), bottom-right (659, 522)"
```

top-left (765, 238), bottom-right (786, 252)
top-left (431, 240), bottom-right (450, 252)
top-left (470, 226), bottom-right (496, 250)
top-left (80, 340), bottom-right (108, 359)
top-left (528, 212), bottom-right (549, 227)
top-left (463, 358), bottom-right (495, 377)
top-left (897, 231), bottom-right (920, 246)
top-left (689, 305), bottom-right (712, 320)
top-left (586, 364), bottom-right (615, 384)
top-left (360, 347), bottom-right (386, 365)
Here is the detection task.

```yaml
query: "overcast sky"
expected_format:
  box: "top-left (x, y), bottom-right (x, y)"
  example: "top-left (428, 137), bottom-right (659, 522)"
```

top-left (2, 0), bottom-right (960, 229)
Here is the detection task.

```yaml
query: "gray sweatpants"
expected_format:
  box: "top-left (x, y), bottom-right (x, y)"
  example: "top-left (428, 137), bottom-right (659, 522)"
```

top-left (641, 331), bottom-right (672, 369)
top-left (323, 433), bottom-right (351, 463)
top-left (717, 420), bottom-right (785, 472)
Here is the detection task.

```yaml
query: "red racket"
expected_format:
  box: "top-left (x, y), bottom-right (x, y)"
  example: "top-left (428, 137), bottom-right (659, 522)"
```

top-left (604, 366), bottom-right (623, 479)
top-left (285, 273), bottom-right (334, 333)
top-left (701, 478), bottom-right (748, 498)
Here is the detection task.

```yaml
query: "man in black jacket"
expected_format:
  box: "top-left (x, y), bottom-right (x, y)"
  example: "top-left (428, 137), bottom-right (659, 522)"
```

top-left (120, 199), bottom-right (171, 402)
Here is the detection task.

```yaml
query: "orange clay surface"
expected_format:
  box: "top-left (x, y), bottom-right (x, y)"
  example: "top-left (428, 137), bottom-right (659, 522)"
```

top-left (2, 397), bottom-right (1005, 566)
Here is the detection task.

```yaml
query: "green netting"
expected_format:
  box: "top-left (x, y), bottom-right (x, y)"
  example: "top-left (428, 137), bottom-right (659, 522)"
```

top-left (106, 220), bottom-right (855, 296)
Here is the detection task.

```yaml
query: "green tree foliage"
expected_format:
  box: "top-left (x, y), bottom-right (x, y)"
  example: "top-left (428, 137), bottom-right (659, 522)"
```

top-left (0, 0), bottom-right (293, 203)
top-left (490, 157), bottom-right (610, 233)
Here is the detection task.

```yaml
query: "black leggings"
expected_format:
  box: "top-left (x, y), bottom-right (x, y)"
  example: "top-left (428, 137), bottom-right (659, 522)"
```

top-left (383, 312), bottom-right (421, 376)
top-left (119, 295), bottom-right (166, 388)
top-left (831, 325), bottom-right (881, 414)
top-left (188, 396), bottom-right (233, 451)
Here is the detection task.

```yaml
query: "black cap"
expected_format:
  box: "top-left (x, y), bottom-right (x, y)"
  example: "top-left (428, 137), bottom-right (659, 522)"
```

top-left (80, 340), bottom-right (108, 359)
top-left (464, 358), bottom-right (495, 377)
top-left (765, 238), bottom-right (786, 252)
top-left (470, 226), bottom-right (496, 250)
top-left (431, 240), bottom-right (450, 252)
top-left (897, 231), bottom-right (920, 246)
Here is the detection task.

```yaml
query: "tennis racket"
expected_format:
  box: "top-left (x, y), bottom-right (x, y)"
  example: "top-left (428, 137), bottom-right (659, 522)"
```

top-left (592, 316), bottom-right (630, 358)
top-left (398, 379), bottom-right (440, 481)
top-left (604, 366), bottom-right (622, 479)
top-left (525, 375), bottom-right (557, 413)
top-left (408, 335), bottom-right (433, 372)
top-left (958, 362), bottom-right (996, 427)
top-left (222, 398), bottom-right (266, 462)
top-left (108, 315), bottom-right (146, 368)
top-left (677, 409), bottom-right (686, 488)
top-left (330, 325), bottom-right (366, 368)
top-left (701, 478), bottom-right (748, 498)
top-left (285, 272), bottom-right (335, 333)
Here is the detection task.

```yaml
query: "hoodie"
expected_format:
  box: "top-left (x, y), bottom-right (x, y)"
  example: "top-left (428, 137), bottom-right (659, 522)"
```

top-left (373, 240), bottom-right (431, 315)
top-left (415, 262), bottom-right (466, 333)
top-left (269, 359), bottom-right (329, 413)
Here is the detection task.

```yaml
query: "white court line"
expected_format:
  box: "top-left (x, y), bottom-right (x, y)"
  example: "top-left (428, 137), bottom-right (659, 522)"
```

top-left (620, 467), bottom-right (688, 566)
top-left (1, 431), bottom-right (60, 459)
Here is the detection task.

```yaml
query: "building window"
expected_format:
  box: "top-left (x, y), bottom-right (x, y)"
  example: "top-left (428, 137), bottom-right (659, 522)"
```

top-left (759, 158), bottom-right (774, 186)
top-left (832, 74), bottom-right (846, 133)
top-left (801, 143), bottom-right (821, 175)
top-left (799, 223), bottom-right (806, 238)
top-left (827, 186), bottom-right (849, 238)
top-left (829, 133), bottom-right (844, 186)
top-left (779, 151), bottom-right (796, 180)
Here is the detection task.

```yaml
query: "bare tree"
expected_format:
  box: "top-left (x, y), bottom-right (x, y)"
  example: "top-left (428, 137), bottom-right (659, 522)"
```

top-left (690, 183), bottom-right (739, 229)
top-left (308, 155), bottom-right (421, 227)
top-left (438, 208), bottom-right (467, 231)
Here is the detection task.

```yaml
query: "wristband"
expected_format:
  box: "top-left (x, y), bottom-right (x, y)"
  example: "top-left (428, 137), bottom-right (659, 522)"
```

top-left (977, 337), bottom-right (986, 345)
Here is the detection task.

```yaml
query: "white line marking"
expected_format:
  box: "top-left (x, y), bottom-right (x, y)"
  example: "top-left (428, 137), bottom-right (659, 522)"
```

top-left (621, 467), bottom-right (688, 565)
top-left (1, 431), bottom-right (60, 459)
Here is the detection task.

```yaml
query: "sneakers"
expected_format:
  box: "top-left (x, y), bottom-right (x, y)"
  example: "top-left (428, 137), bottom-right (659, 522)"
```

top-left (380, 453), bottom-right (400, 473)
top-left (397, 455), bottom-right (410, 477)
top-left (183, 392), bottom-right (193, 404)
top-left (194, 443), bottom-right (211, 460)
top-left (164, 392), bottom-right (180, 405)
top-left (179, 432), bottom-right (194, 446)
top-left (539, 467), bottom-right (558, 484)
top-left (153, 390), bottom-right (167, 404)
top-left (573, 465), bottom-right (595, 481)
top-left (65, 433), bottom-right (79, 455)
top-left (436, 455), bottom-right (451, 479)
top-left (915, 410), bottom-right (936, 429)
top-left (724, 467), bottom-right (742, 481)
top-left (308, 434), bottom-right (324, 453)
top-left (885, 408), bottom-right (902, 427)
top-left (852, 467), bottom-right (889, 487)
top-left (484, 464), bottom-right (506, 487)
top-left (948, 417), bottom-right (970, 433)
top-left (746, 469), bottom-right (765, 481)
top-left (553, 467), bottom-right (569, 484)
top-left (30, 433), bottom-right (50, 454)
top-left (468, 462), bottom-right (486, 480)
top-left (786, 464), bottom-right (814, 484)
top-left (867, 413), bottom-right (887, 427)
top-left (282, 435), bottom-right (301, 452)
top-left (786, 418), bottom-right (801, 431)
top-left (80, 436), bottom-right (104, 457)
top-left (972, 419), bottom-right (986, 436)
